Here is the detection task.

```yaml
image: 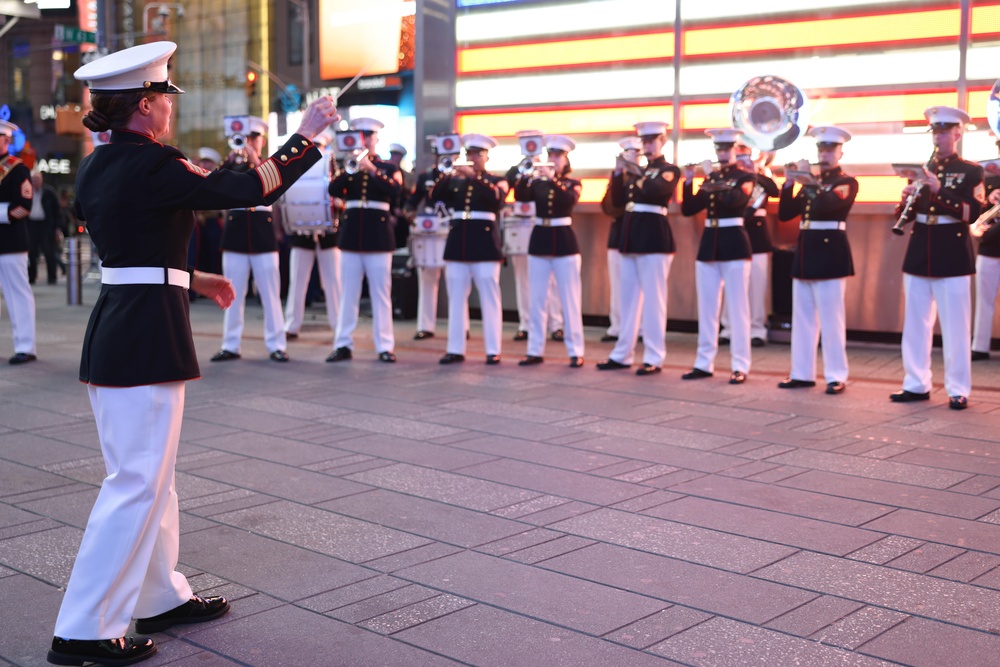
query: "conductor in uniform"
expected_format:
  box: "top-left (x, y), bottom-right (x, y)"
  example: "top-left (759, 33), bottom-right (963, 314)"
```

top-left (0, 119), bottom-right (37, 365)
top-left (211, 116), bottom-right (290, 363)
top-left (891, 106), bottom-right (983, 410)
top-left (680, 128), bottom-right (755, 385)
top-left (597, 120), bottom-right (681, 375)
top-left (50, 41), bottom-right (337, 666)
top-left (776, 126), bottom-right (858, 395)
top-left (327, 117), bottom-right (403, 363)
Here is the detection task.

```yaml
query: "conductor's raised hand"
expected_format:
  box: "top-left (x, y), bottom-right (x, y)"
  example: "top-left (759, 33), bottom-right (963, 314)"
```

top-left (191, 271), bottom-right (236, 309)
top-left (296, 96), bottom-right (340, 140)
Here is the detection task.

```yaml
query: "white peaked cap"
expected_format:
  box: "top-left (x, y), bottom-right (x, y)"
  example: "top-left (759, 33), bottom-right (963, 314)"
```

top-left (349, 117), bottom-right (384, 132)
top-left (807, 126), bottom-right (852, 144)
top-left (544, 134), bottom-right (576, 153)
top-left (462, 133), bottom-right (497, 151)
top-left (389, 143), bottom-right (407, 155)
top-left (705, 128), bottom-right (745, 144)
top-left (0, 120), bottom-right (18, 137)
top-left (618, 136), bottom-right (642, 151)
top-left (247, 116), bottom-right (268, 136)
top-left (197, 147), bottom-right (221, 164)
top-left (924, 106), bottom-right (971, 127)
top-left (634, 121), bottom-right (668, 137)
top-left (73, 41), bottom-right (183, 94)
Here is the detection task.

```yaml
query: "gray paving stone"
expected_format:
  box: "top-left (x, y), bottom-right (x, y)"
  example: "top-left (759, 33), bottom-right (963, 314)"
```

top-left (0, 460), bottom-right (75, 500)
top-left (0, 432), bottom-right (97, 469)
top-left (573, 417), bottom-right (740, 451)
top-left (928, 551), bottom-right (1000, 582)
top-left (394, 603), bottom-right (676, 667)
top-left (183, 404), bottom-right (316, 435)
top-left (505, 535), bottom-right (596, 564)
top-left (0, 574), bottom-right (74, 667)
top-left (0, 401), bottom-right (81, 431)
top-left (650, 616), bottom-right (896, 666)
top-left (443, 433), bottom-right (627, 472)
top-left (328, 584), bottom-right (440, 623)
top-left (358, 594), bottom-right (475, 635)
top-left (425, 407), bottom-right (584, 441)
top-left (811, 605), bottom-right (909, 650)
top-left (847, 535), bottom-right (924, 565)
top-left (610, 490), bottom-right (685, 512)
top-left (192, 458), bottom-right (371, 505)
top-left (0, 525), bottom-right (80, 587)
top-left (864, 509), bottom-right (1000, 554)
top-left (766, 449), bottom-right (973, 489)
top-left (858, 616), bottom-right (1000, 667)
top-left (886, 542), bottom-right (964, 573)
top-left (0, 501), bottom-right (52, 529)
top-left (438, 396), bottom-right (581, 423)
top-left (213, 500), bottom-right (432, 563)
top-left (399, 549), bottom-right (667, 635)
top-left (297, 575), bottom-right (408, 614)
top-left (321, 412), bottom-right (465, 441)
top-left (564, 434), bottom-right (747, 473)
top-left (542, 543), bottom-right (815, 624)
top-left (14, 487), bottom-right (98, 529)
top-left (550, 508), bottom-right (797, 573)
top-left (602, 606), bottom-right (713, 649)
top-left (489, 494), bottom-right (572, 519)
top-left (476, 528), bottom-right (561, 556)
top-left (345, 462), bottom-right (540, 511)
top-left (362, 542), bottom-right (465, 573)
top-left (765, 595), bottom-right (865, 637)
top-left (329, 433), bottom-right (498, 471)
top-left (186, 431), bottom-right (348, 466)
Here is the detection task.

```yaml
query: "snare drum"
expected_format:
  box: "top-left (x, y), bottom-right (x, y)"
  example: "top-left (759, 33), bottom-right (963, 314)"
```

top-left (411, 234), bottom-right (447, 268)
top-left (413, 213), bottom-right (449, 235)
top-left (503, 217), bottom-right (536, 255)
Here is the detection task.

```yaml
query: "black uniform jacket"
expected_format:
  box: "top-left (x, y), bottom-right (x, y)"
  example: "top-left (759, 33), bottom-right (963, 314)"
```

top-left (75, 129), bottom-right (320, 387)
top-left (778, 166), bottom-right (858, 280)
top-left (681, 163), bottom-right (754, 262)
top-left (745, 173), bottom-right (779, 253)
top-left (329, 159), bottom-right (401, 252)
top-left (611, 156), bottom-right (680, 254)
top-left (430, 170), bottom-right (506, 262)
top-left (514, 173), bottom-right (582, 257)
top-left (601, 172), bottom-right (625, 250)
top-left (407, 167), bottom-right (443, 213)
top-left (976, 174), bottom-right (1000, 257)
top-left (218, 155), bottom-right (281, 253)
top-left (895, 153), bottom-right (981, 277)
top-left (0, 154), bottom-right (33, 255)
top-left (288, 231), bottom-right (337, 250)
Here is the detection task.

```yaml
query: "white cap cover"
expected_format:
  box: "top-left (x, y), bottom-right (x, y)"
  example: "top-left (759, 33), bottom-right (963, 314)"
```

top-left (634, 121), bottom-right (668, 137)
top-left (544, 134), bottom-right (576, 153)
top-left (463, 133), bottom-right (498, 151)
top-left (924, 106), bottom-right (971, 127)
top-left (0, 120), bottom-right (18, 137)
top-left (197, 147), bottom-right (221, 164)
top-left (73, 41), bottom-right (183, 94)
top-left (807, 125), bottom-right (852, 144)
top-left (705, 128), bottom-right (745, 145)
top-left (349, 117), bottom-right (385, 132)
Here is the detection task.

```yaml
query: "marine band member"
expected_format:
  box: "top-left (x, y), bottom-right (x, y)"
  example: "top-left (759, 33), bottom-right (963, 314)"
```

top-left (0, 119), bottom-right (37, 365)
top-left (891, 106), bottom-right (983, 410)
top-left (776, 126), bottom-right (858, 395)
top-left (327, 117), bottom-right (403, 364)
top-left (600, 136), bottom-right (643, 342)
top-left (597, 120), bottom-right (681, 376)
top-left (431, 133), bottom-right (508, 365)
top-left (972, 146), bottom-right (1000, 361)
top-left (515, 134), bottom-right (585, 367)
top-left (680, 128), bottom-right (755, 385)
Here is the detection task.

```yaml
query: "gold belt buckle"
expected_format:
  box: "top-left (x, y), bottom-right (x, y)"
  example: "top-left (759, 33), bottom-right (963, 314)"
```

top-left (625, 202), bottom-right (635, 212)
top-left (802, 219), bottom-right (811, 230)
top-left (926, 214), bottom-right (939, 225)
top-left (708, 217), bottom-right (719, 228)
top-left (540, 218), bottom-right (551, 227)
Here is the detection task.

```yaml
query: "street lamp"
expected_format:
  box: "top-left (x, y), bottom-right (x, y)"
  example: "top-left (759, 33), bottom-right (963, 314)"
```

top-left (143, 3), bottom-right (186, 36)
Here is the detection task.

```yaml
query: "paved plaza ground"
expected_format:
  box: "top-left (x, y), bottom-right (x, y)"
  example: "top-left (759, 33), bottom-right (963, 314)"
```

top-left (3, 277), bottom-right (1000, 666)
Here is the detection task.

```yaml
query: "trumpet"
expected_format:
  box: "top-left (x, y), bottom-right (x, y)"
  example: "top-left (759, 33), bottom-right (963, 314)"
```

top-left (344, 149), bottom-right (370, 175)
top-left (972, 201), bottom-right (1000, 237)
top-left (617, 152), bottom-right (646, 177)
top-left (227, 134), bottom-right (248, 166)
top-left (438, 155), bottom-right (473, 174)
top-left (518, 157), bottom-right (556, 177)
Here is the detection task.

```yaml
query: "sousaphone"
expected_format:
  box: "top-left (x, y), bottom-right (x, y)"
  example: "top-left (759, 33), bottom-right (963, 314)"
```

top-left (730, 75), bottom-right (809, 152)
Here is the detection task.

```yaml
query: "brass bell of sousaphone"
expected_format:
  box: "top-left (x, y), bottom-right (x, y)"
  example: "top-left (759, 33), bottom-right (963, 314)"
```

top-left (730, 75), bottom-right (809, 152)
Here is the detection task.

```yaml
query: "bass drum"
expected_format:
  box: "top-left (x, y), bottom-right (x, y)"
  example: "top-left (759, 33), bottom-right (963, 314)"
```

top-left (503, 217), bottom-right (535, 256)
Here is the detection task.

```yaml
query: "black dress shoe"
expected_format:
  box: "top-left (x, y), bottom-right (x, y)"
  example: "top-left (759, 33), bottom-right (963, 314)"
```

top-left (325, 347), bottom-right (352, 362)
top-left (751, 337), bottom-right (766, 348)
top-left (600, 334), bottom-right (618, 342)
top-left (550, 329), bottom-right (564, 341)
top-left (636, 363), bottom-right (661, 376)
top-left (485, 355), bottom-right (501, 365)
top-left (8, 352), bottom-right (37, 365)
top-left (889, 389), bottom-right (931, 402)
top-left (48, 636), bottom-right (156, 666)
top-left (210, 349), bottom-right (240, 362)
top-left (439, 353), bottom-right (465, 364)
top-left (718, 337), bottom-right (730, 346)
top-left (972, 350), bottom-right (990, 361)
top-left (286, 332), bottom-right (299, 339)
top-left (949, 395), bottom-right (968, 410)
top-left (681, 368), bottom-right (713, 380)
top-left (378, 351), bottom-right (397, 363)
top-left (569, 357), bottom-right (584, 367)
top-left (826, 381), bottom-right (846, 395)
top-left (269, 350), bottom-right (289, 362)
top-left (414, 330), bottom-right (435, 340)
top-left (729, 371), bottom-right (747, 385)
top-left (519, 355), bottom-right (543, 366)
top-left (134, 595), bottom-right (230, 634)
top-left (596, 358), bottom-right (630, 370)
top-left (513, 330), bottom-right (528, 341)
top-left (778, 378), bottom-right (816, 389)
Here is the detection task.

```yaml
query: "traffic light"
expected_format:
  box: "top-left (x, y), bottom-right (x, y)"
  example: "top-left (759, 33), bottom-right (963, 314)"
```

top-left (245, 70), bottom-right (258, 97)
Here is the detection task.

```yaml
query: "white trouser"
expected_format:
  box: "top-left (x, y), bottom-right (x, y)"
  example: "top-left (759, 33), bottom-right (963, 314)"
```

top-left (416, 266), bottom-right (443, 333)
top-left (790, 278), bottom-right (848, 384)
top-left (527, 254), bottom-right (585, 358)
top-left (510, 253), bottom-right (563, 333)
top-left (606, 248), bottom-right (621, 337)
top-left (54, 383), bottom-right (192, 640)
top-left (446, 261), bottom-right (502, 356)
top-left (695, 260), bottom-right (751, 374)
top-left (973, 254), bottom-right (1000, 353)
top-left (335, 251), bottom-right (394, 353)
top-left (222, 251), bottom-right (286, 353)
top-left (721, 252), bottom-right (769, 341)
top-left (284, 246), bottom-right (341, 335)
top-left (902, 273), bottom-right (972, 398)
top-left (0, 252), bottom-right (35, 355)
top-left (610, 253), bottom-right (672, 366)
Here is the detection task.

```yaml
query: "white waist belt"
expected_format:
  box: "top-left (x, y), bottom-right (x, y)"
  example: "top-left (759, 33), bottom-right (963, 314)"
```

top-left (345, 200), bottom-right (391, 211)
top-left (801, 220), bottom-right (846, 230)
top-left (230, 205), bottom-right (273, 212)
top-left (452, 211), bottom-right (497, 221)
top-left (538, 217), bottom-right (572, 227)
top-left (626, 203), bottom-right (668, 216)
top-left (102, 266), bottom-right (190, 289)
top-left (915, 213), bottom-right (961, 225)
top-left (706, 217), bottom-right (743, 228)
